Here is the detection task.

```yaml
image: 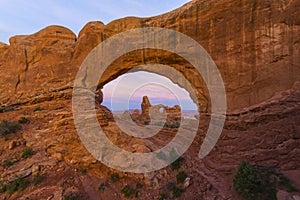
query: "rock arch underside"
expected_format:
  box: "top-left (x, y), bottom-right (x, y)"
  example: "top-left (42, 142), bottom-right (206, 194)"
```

top-left (0, 0), bottom-right (299, 199)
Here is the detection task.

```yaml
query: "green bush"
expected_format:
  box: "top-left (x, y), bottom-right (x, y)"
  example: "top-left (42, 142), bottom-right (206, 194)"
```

top-left (33, 106), bottom-right (42, 112)
top-left (233, 161), bottom-right (297, 200)
top-left (172, 186), bottom-right (185, 198)
top-left (6, 179), bottom-right (30, 194)
top-left (121, 185), bottom-right (138, 198)
top-left (176, 171), bottom-right (187, 184)
top-left (79, 168), bottom-right (87, 175)
top-left (164, 181), bottom-right (186, 198)
top-left (63, 193), bottom-right (78, 200)
top-left (98, 183), bottom-right (106, 191)
top-left (0, 181), bottom-right (6, 193)
top-left (21, 147), bottom-right (34, 159)
top-left (158, 193), bottom-right (167, 200)
top-left (166, 181), bottom-right (176, 191)
top-left (144, 121), bottom-right (150, 125)
top-left (165, 122), bottom-right (180, 128)
top-left (136, 183), bottom-right (143, 189)
top-left (3, 159), bottom-right (16, 167)
top-left (170, 157), bottom-right (184, 171)
top-left (3, 107), bottom-right (14, 112)
top-left (18, 117), bottom-right (29, 124)
top-left (1, 174), bottom-right (45, 195)
top-left (278, 174), bottom-right (297, 192)
top-left (32, 173), bottom-right (42, 185)
top-left (110, 173), bottom-right (119, 182)
top-left (0, 120), bottom-right (21, 136)
top-left (233, 161), bottom-right (262, 200)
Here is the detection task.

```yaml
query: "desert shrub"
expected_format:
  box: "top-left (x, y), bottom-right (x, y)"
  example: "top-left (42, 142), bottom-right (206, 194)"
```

top-left (233, 161), bottom-right (262, 200)
top-left (165, 122), bottom-right (180, 128)
top-left (166, 181), bottom-right (176, 191)
top-left (233, 161), bottom-right (297, 200)
top-left (0, 120), bottom-right (21, 136)
top-left (172, 186), bottom-right (185, 198)
top-left (18, 117), bottom-right (29, 124)
top-left (170, 157), bottom-right (184, 171)
top-left (32, 173), bottom-right (42, 185)
top-left (136, 183), bottom-right (143, 189)
top-left (110, 173), bottom-right (119, 182)
top-left (164, 181), bottom-right (185, 198)
top-left (63, 193), bottom-right (78, 200)
top-left (121, 185), bottom-right (138, 198)
top-left (277, 174), bottom-right (297, 192)
top-left (21, 147), bottom-right (34, 159)
top-left (21, 111), bottom-right (28, 115)
top-left (3, 159), bottom-right (16, 167)
top-left (1, 174), bottom-right (44, 195)
top-left (0, 106), bottom-right (13, 113)
top-left (79, 168), bottom-right (87, 175)
top-left (6, 179), bottom-right (30, 194)
top-left (176, 171), bottom-right (187, 184)
top-left (3, 107), bottom-right (14, 112)
top-left (33, 106), bottom-right (42, 112)
top-left (256, 165), bottom-right (298, 194)
top-left (98, 182), bottom-right (106, 191)
top-left (0, 181), bottom-right (6, 193)
top-left (158, 193), bottom-right (167, 200)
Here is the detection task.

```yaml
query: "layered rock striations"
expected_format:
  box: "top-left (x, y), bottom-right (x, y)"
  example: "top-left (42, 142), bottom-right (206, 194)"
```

top-left (0, 0), bottom-right (298, 111)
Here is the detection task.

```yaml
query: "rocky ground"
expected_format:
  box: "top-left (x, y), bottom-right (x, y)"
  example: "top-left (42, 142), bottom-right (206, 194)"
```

top-left (0, 81), bottom-right (299, 199)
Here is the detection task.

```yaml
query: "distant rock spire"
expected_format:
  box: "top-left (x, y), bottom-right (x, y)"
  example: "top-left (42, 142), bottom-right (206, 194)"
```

top-left (140, 96), bottom-right (152, 124)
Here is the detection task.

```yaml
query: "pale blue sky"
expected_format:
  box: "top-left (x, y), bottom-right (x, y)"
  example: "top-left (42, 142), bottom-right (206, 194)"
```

top-left (0, 0), bottom-right (190, 43)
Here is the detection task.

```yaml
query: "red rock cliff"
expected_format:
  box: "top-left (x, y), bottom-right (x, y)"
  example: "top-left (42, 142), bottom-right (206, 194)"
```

top-left (0, 0), bottom-right (298, 112)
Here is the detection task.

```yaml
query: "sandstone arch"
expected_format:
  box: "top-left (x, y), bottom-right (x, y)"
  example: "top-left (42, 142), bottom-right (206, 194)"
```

top-left (0, 0), bottom-right (298, 113)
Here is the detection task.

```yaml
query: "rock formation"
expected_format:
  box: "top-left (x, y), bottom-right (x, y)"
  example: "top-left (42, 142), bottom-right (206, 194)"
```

top-left (128, 96), bottom-right (182, 128)
top-left (0, 0), bottom-right (299, 112)
top-left (165, 105), bottom-right (181, 128)
top-left (0, 0), bottom-right (299, 199)
top-left (140, 96), bottom-right (152, 124)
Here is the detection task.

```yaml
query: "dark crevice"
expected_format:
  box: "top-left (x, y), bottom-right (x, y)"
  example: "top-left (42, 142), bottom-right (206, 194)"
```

top-left (15, 73), bottom-right (21, 93)
top-left (24, 47), bottom-right (29, 72)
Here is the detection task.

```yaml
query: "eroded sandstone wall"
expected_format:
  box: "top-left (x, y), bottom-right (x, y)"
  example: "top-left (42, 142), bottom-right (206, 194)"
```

top-left (0, 0), bottom-right (299, 112)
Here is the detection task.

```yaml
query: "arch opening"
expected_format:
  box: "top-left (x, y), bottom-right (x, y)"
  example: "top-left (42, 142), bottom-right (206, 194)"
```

top-left (102, 70), bottom-right (198, 119)
top-left (96, 48), bottom-right (211, 114)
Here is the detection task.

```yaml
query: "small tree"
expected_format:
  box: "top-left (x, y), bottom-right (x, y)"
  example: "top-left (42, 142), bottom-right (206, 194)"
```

top-left (233, 161), bottom-right (262, 200)
top-left (0, 120), bottom-right (21, 136)
top-left (233, 161), bottom-right (297, 200)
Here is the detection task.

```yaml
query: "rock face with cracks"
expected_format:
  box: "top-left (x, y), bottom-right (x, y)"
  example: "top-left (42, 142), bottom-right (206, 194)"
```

top-left (0, 0), bottom-right (299, 112)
